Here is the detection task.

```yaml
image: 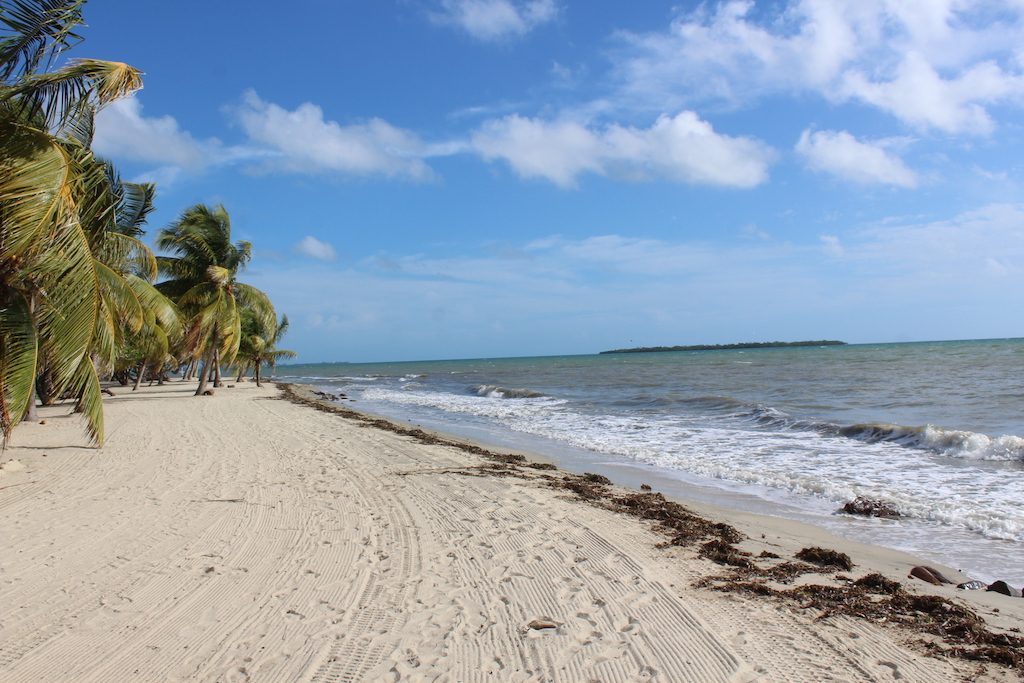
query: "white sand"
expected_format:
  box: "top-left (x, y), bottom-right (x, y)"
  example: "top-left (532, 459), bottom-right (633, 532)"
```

top-left (1, 381), bottom-right (1020, 682)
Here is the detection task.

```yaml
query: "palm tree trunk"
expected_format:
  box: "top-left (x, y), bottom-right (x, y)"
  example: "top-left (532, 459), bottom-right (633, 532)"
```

top-left (37, 368), bottom-right (57, 406)
top-left (133, 361), bottom-right (147, 391)
top-left (213, 350), bottom-right (223, 388)
top-left (194, 355), bottom-right (211, 395)
top-left (255, 362), bottom-right (263, 388)
top-left (22, 386), bottom-right (40, 422)
top-left (195, 333), bottom-right (222, 395)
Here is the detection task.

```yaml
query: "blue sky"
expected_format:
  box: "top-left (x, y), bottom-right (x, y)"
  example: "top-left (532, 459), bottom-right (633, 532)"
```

top-left (77, 0), bottom-right (1024, 362)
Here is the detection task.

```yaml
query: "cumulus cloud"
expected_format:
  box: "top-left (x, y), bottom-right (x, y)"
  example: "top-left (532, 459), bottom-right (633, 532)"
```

top-left (796, 129), bottom-right (918, 187)
top-left (613, 0), bottom-right (1024, 134)
top-left (294, 236), bottom-right (338, 262)
top-left (472, 111), bottom-right (773, 187)
top-left (430, 0), bottom-right (559, 41)
top-left (93, 97), bottom-right (213, 169)
top-left (233, 91), bottom-right (434, 180)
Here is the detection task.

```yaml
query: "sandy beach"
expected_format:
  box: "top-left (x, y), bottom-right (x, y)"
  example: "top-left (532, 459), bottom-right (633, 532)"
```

top-left (1, 382), bottom-right (1021, 682)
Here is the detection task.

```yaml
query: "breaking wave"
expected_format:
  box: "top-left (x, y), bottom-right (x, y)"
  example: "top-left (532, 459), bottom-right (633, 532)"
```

top-left (472, 384), bottom-right (545, 399)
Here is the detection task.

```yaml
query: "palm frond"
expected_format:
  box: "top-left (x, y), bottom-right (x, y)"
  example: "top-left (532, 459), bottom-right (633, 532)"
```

top-left (0, 0), bottom-right (86, 82)
top-left (68, 346), bottom-right (102, 445)
top-left (2, 58), bottom-right (143, 133)
top-left (0, 293), bottom-right (38, 443)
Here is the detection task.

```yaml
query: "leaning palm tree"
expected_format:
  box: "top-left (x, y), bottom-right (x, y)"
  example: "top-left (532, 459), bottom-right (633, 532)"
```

top-left (155, 204), bottom-right (275, 396)
top-left (0, 0), bottom-right (145, 444)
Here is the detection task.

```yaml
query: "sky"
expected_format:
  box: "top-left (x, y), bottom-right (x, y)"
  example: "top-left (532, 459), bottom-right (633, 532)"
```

top-left (71, 0), bottom-right (1024, 362)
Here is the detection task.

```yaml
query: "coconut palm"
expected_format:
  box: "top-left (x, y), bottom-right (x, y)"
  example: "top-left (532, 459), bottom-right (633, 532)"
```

top-left (155, 204), bottom-right (275, 396)
top-left (235, 311), bottom-right (296, 387)
top-left (0, 0), bottom-right (145, 444)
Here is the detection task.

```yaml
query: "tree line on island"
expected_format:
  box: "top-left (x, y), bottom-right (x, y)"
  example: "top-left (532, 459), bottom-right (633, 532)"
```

top-left (600, 340), bottom-right (847, 354)
top-left (0, 1), bottom-right (293, 447)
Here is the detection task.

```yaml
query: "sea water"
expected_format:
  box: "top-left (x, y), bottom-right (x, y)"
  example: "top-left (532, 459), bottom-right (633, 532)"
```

top-left (278, 339), bottom-right (1024, 586)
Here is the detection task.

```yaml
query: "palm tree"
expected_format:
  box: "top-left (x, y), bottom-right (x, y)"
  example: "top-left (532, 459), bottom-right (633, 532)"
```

top-left (1, 0), bottom-right (145, 444)
top-left (235, 312), bottom-right (296, 387)
top-left (155, 204), bottom-right (275, 396)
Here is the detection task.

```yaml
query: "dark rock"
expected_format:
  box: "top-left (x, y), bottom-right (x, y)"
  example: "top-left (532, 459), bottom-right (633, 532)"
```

top-left (838, 497), bottom-right (901, 518)
top-left (986, 581), bottom-right (1023, 597)
top-left (957, 580), bottom-right (986, 590)
top-left (909, 566), bottom-right (954, 585)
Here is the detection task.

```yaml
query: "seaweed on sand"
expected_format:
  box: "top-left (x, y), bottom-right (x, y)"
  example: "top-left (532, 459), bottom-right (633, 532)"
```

top-left (275, 382), bottom-right (527, 466)
top-left (702, 568), bottom-right (1024, 673)
top-left (794, 547), bottom-right (854, 571)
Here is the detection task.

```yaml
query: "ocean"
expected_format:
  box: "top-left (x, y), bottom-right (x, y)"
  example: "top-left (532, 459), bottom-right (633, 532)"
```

top-left (277, 338), bottom-right (1024, 587)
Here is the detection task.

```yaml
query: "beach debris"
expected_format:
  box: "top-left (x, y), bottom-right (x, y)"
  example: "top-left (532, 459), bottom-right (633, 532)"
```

top-left (102, 388), bottom-right (116, 397)
top-left (838, 497), bottom-right (901, 518)
top-left (276, 383), bottom-right (528, 466)
top-left (986, 581), bottom-right (1023, 598)
top-left (700, 539), bottom-right (755, 569)
top-left (703, 573), bottom-right (1024, 673)
top-left (527, 618), bottom-right (559, 630)
top-left (640, 484), bottom-right (652, 491)
top-left (313, 390), bottom-right (344, 401)
top-left (202, 390), bottom-right (215, 396)
top-left (561, 477), bottom-right (606, 500)
top-left (794, 547), bottom-right (854, 571)
top-left (909, 565), bottom-right (954, 585)
top-left (957, 581), bottom-right (986, 591)
top-left (853, 573), bottom-right (903, 594)
top-left (583, 472), bottom-right (612, 485)
top-left (524, 462), bottom-right (557, 470)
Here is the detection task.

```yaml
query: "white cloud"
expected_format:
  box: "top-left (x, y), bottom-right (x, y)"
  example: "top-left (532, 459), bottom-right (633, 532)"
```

top-left (853, 203), bottom-right (1024, 272)
top-left (613, 0), bottom-right (1024, 134)
top-left (820, 234), bottom-right (845, 257)
top-left (294, 236), bottom-right (338, 262)
top-left (233, 91), bottom-right (434, 180)
top-left (472, 111), bottom-right (773, 188)
top-left (796, 129), bottom-right (918, 187)
top-left (93, 97), bottom-right (212, 169)
top-left (430, 0), bottom-right (559, 41)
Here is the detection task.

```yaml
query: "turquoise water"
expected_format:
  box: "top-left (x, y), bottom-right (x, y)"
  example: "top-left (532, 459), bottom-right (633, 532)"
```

top-left (279, 339), bottom-right (1024, 585)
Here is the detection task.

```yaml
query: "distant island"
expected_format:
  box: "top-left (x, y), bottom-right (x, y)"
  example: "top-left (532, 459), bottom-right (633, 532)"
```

top-left (600, 340), bottom-right (847, 354)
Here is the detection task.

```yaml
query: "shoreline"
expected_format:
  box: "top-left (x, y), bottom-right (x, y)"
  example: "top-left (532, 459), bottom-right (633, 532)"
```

top-left (1, 381), bottom-right (1021, 681)
top-left (301, 376), bottom-right (1024, 589)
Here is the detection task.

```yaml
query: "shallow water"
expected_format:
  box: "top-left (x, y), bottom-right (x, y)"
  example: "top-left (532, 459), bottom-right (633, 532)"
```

top-left (279, 339), bottom-right (1024, 586)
